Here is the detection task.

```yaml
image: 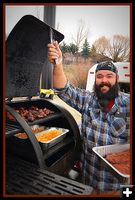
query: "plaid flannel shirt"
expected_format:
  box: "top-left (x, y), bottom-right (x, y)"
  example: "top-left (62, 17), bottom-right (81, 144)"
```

top-left (56, 82), bottom-right (130, 192)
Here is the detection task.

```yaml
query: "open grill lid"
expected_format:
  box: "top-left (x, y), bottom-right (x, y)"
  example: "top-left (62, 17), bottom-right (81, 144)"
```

top-left (6, 15), bottom-right (64, 98)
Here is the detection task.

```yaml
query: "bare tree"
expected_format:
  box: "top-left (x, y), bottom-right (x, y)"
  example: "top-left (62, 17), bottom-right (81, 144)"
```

top-left (93, 36), bottom-right (111, 56)
top-left (108, 34), bottom-right (130, 62)
top-left (34, 6), bottom-right (43, 20)
top-left (56, 22), bottom-right (61, 31)
top-left (71, 19), bottom-right (89, 51)
top-left (93, 34), bottom-right (130, 62)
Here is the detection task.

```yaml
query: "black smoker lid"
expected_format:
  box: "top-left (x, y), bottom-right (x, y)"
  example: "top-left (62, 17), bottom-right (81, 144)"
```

top-left (6, 15), bottom-right (64, 98)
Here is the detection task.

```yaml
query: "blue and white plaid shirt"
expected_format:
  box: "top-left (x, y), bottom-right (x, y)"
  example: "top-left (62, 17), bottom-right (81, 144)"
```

top-left (56, 82), bottom-right (130, 192)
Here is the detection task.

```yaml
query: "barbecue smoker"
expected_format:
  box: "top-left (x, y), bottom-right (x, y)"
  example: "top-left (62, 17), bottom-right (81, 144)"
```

top-left (5, 15), bottom-right (93, 195)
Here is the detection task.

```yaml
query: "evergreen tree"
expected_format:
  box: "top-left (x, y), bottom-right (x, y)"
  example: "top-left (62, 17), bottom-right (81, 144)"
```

top-left (68, 43), bottom-right (78, 55)
top-left (60, 42), bottom-right (69, 53)
top-left (81, 38), bottom-right (90, 60)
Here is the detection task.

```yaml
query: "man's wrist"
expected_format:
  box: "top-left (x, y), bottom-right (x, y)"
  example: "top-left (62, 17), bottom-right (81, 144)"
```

top-left (55, 57), bottom-right (63, 65)
top-left (54, 80), bottom-right (69, 93)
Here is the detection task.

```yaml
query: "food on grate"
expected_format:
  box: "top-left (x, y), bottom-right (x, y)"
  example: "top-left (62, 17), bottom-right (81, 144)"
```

top-left (36, 129), bottom-right (62, 142)
top-left (15, 126), bottom-right (45, 139)
top-left (105, 150), bottom-right (130, 175)
top-left (31, 126), bottom-right (45, 133)
top-left (15, 132), bottom-right (29, 139)
top-left (6, 111), bottom-right (16, 121)
top-left (6, 106), bottom-right (55, 122)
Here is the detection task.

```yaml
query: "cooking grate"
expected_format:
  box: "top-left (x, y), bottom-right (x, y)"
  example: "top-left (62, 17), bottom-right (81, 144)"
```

top-left (6, 155), bottom-right (93, 195)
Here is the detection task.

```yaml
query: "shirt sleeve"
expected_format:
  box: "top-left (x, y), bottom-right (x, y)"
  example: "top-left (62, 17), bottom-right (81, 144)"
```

top-left (55, 81), bottom-right (91, 113)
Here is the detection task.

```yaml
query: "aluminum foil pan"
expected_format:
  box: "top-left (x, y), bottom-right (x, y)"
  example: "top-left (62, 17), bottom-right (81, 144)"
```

top-left (35, 127), bottom-right (69, 150)
top-left (92, 143), bottom-right (130, 180)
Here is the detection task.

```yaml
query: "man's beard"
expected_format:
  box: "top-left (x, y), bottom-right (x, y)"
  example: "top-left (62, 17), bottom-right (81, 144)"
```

top-left (93, 81), bottom-right (119, 108)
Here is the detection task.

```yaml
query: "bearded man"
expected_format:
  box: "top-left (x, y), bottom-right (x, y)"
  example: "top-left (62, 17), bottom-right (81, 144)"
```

top-left (47, 41), bottom-right (130, 193)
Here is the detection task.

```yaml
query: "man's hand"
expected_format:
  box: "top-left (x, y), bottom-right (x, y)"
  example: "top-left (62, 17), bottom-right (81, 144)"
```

top-left (47, 41), bottom-right (67, 88)
top-left (48, 41), bottom-right (62, 66)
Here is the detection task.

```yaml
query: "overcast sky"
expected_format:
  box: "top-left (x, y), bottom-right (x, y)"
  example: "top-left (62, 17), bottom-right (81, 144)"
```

top-left (5, 5), bottom-right (130, 45)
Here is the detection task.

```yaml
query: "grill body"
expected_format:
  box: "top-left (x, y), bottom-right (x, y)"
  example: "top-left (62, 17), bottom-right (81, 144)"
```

top-left (5, 15), bottom-right (93, 195)
top-left (6, 98), bottom-right (81, 174)
top-left (5, 97), bottom-right (88, 195)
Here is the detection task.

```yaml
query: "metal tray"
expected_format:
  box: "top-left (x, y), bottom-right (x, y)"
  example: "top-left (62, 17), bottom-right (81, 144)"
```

top-left (92, 143), bottom-right (130, 179)
top-left (36, 127), bottom-right (69, 150)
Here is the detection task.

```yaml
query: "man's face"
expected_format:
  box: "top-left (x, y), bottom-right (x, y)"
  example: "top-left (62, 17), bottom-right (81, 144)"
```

top-left (95, 70), bottom-right (118, 93)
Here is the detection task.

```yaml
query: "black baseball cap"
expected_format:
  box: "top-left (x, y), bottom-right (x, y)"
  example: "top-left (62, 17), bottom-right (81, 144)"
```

top-left (96, 61), bottom-right (118, 73)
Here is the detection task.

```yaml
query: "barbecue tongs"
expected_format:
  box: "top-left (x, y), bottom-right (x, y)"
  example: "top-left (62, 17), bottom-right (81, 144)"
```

top-left (50, 27), bottom-right (58, 65)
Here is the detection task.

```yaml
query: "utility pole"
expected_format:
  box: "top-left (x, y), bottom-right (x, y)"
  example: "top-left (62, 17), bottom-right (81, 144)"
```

top-left (43, 6), bottom-right (56, 28)
top-left (41, 5), bottom-right (56, 93)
